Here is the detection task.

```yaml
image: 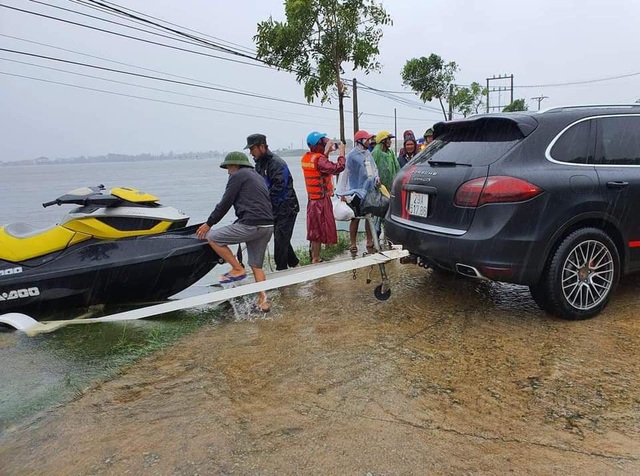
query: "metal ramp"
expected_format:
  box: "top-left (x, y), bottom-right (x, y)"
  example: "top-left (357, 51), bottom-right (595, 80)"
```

top-left (0, 248), bottom-right (408, 335)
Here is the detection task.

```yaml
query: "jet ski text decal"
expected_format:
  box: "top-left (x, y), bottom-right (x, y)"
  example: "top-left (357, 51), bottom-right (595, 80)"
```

top-left (0, 267), bottom-right (23, 276)
top-left (0, 287), bottom-right (40, 301)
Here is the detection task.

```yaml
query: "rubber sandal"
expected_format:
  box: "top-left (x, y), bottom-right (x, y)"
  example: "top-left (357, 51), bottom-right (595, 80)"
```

top-left (252, 303), bottom-right (271, 313)
top-left (219, 272), bottom-right (247, 284)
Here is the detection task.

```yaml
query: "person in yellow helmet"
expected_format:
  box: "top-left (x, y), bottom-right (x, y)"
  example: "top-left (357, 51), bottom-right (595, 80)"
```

top-left (371, 131), bottom-right (400, 192)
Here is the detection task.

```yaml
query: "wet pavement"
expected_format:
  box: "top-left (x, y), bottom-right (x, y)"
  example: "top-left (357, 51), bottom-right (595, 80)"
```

top-left (1, 261), bottom-right (639, 474)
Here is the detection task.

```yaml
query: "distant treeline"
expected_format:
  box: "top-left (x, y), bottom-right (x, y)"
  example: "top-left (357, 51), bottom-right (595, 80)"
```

top-left (0, 148), bottom-right (314, 166)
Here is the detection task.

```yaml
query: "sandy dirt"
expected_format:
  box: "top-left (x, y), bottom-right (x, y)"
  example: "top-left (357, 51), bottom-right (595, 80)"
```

top-left (1, 261), bottom-right (639, 475)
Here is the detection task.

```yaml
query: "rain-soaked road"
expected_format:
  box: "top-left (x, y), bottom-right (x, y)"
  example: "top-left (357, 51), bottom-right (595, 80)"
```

top-left (1, 261), bottom-right (639, 474)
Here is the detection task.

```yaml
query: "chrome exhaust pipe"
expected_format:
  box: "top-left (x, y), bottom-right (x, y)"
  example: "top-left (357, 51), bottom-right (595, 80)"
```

top-left (455, 263), bottom-right (486, 279)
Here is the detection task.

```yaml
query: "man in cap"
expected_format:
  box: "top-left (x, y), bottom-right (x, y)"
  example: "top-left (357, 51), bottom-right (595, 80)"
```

top-left (245, 133), bottom-right (300, 271)
top-left (371, 130), bottom-right (400, 192)
top-left (196, 151), bottom-right (274, 312)
top-left (301, 131), bottom-right (346, 264)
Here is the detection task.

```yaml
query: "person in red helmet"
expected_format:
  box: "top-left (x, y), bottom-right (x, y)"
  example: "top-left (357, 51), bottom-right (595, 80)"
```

top-left (337, 129), bottom-right (379, 254)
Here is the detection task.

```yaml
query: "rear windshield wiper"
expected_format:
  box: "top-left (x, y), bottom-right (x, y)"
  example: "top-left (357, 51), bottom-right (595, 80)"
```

top-left (427, 160), bottom-right (472, 167)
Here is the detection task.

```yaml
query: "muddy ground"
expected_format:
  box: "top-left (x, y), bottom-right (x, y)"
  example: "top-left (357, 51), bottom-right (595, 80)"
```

top-left (1, 261), bottom-right (639, 475)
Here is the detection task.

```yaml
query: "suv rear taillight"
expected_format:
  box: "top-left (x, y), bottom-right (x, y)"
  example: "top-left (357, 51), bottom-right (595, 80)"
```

top-left (454, 176), bottom-right (543, 207)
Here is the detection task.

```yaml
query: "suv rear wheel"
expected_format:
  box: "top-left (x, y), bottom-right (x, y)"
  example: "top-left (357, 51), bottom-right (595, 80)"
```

top-left (532, 228), bottom-right (620, 320)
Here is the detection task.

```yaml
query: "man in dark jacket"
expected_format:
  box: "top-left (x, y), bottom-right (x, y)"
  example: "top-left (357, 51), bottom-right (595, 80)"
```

top-left (245, 133), bottom-right (300, 270)
top-left (196, 151), bottom-right (274, 311)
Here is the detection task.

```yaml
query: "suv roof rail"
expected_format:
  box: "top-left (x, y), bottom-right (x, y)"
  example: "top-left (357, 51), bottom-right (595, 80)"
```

top-left (539, 104), bottom-right (640, 113)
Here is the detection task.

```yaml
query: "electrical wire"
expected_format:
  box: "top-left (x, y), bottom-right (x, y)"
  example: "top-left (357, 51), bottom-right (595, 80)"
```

top-left (514, 71), bottom-right (640, 88)
top-left (74, 0), bottom-right (258, 56)
top-left (4, 2), bottom-right (441, 122)
top-left (27, 0), bottom-right (225, 53)
top-left (0, 70), bottom-right (334, 125)
top-left (0, 47), bottom-right (435, 122)
top-left (0, 57), bottom-right (342, 122)
top-left (0, 3), bottom-right (273, 69)
top-left (0, 33), bottom-right (255, 94)
top-left (0, 47), bottom-right (326, 108)
top-left (77, 0), bottom-right (259, 60)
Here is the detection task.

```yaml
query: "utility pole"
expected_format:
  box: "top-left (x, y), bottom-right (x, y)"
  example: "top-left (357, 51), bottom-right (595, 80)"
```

top-left (394, 108), bottom-right (398, 156)
top-left (352, 78), bottom-right (359, 134)
top-left (531, 94), bottom-right (549, 110)
top-left (510, 74), bottom-right (514, 105)
top-left (486, 78), bottom-right (490, 113)
top-left (448, 83), bottom-right (454, 120)
top-left (486, 74), bottom-right (515, 113)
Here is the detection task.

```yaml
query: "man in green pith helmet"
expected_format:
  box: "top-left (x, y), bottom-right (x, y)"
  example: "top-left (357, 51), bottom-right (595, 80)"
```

top-left (196, 151), bottom-right (274, 312)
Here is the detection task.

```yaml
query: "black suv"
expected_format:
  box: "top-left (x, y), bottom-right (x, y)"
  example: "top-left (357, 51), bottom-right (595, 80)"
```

top-left (386, 105), bottom-right (640, 320)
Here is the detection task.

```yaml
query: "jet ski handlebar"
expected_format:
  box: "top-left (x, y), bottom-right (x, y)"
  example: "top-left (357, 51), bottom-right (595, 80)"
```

top-left (42, 185), bottom-right (114, 208)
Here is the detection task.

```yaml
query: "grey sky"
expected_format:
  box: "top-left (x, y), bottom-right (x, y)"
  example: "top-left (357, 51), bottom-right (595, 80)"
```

top-left (1, 0), bottom-right (639, 161)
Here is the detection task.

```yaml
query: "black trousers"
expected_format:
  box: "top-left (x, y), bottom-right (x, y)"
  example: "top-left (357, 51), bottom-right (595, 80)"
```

top-left (274, 211), bottom-right (299, 270)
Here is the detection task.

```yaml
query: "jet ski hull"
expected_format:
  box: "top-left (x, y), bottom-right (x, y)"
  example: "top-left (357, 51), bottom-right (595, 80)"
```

top-left (0, 225), bottom-right (220, 317)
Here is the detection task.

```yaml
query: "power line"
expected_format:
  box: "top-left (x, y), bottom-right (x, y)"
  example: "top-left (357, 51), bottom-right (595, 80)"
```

top-left (0, 33), bottom-right (253, 94)
top-left (0, 3), bottom-right (272, 69)
top-left (26, 0), bottom-right (222, 53)
top-left (515, 71), bottom-right (640, 88)
top-left (4, 2), bottom-right (441, 121)
top-left (0, 57), bottom-right (340, 122)
top-left (77, 0), bottom-right (259, 60)
top-left (358, 81), bottom-right (443, 111)
top-left (357, 81), bottom-right (444, 116)
top-left (74, 0), bottom-right (257, 55)
top-left (1, 69), bottom-right (408, 128)
top-left (0, 47), bottom-right (434, 122)
top-left (0, 70), bottom-right (331, 125)
top-left (0, 47), bottom-right (323, 107)
top-left (2, 56), bottom-right (409, 126)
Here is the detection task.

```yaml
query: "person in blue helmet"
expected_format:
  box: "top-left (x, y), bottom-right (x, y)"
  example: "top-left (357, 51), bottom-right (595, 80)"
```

top-left (301, 131), bottom-right (346, 264)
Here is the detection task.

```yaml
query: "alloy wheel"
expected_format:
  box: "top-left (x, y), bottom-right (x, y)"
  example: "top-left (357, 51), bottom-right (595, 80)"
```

top-left (562, 239), bottom-right (614, 311)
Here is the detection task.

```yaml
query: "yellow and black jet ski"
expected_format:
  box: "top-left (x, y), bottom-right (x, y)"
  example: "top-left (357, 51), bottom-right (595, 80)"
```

top-left (0, 185), bottom-right (219, 316)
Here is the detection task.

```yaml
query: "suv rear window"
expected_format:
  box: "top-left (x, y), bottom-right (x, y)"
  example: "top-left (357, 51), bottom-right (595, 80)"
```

top-left (414, 118), bottom-right (524, 167)
top-left (549, 119), bottom-right (593, 164)
top-left (597, 116), bottom-right (640, 165)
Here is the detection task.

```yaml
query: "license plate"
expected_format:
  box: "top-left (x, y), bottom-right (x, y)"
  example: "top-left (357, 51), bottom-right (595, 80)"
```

top-left (408, 192), bottom-right (429, 218)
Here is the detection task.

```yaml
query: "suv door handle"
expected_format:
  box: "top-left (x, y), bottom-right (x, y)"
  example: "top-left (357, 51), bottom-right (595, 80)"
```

top-left (606, 181), bottom-right (629, 189)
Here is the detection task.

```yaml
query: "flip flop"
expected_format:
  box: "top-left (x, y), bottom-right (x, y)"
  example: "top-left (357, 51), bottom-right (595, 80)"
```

top-left (219, 272), bottom-right (247, 284)
top-left (252, 303), bottom-right (271, 313)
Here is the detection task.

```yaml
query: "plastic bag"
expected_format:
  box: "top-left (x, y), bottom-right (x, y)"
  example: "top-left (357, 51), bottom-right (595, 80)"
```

top-left (336, 170), bottom-right (350, 196)
top-left (361, 187), bottom-right (390, 217)
top-left (333, 197), bottom-right (355, 221)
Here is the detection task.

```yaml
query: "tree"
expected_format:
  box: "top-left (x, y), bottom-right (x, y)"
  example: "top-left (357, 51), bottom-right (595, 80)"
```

top-left (401, 54), bottom-right (458, 120)
top-left (254, 0), bottom-right (392, 141)
top-left (502, 99), bottom-right (529, 112)
top-left (450, 82), bottom-right (488, 117)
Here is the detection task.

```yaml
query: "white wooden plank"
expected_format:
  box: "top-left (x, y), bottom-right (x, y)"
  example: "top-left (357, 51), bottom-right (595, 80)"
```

top-left (19, 249), bottom-right (408, 335)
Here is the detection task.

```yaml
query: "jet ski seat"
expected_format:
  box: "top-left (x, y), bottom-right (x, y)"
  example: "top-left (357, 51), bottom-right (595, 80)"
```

top-left (0, 223), bottom-right (89, 262)
top-left (4, 222), bottom-right (48, 238)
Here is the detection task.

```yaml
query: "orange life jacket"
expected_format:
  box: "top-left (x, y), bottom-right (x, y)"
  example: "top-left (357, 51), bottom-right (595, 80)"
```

top-left (301, 152), bottom-right (333, 200)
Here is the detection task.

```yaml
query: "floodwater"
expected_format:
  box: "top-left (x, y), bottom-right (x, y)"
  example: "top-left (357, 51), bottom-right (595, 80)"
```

top-left (0, 157), bottom-right (312, 431)
top-left (1, 262), bottom-right (639, 474)
top-left (1, 159), bottom-right (640, 473)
